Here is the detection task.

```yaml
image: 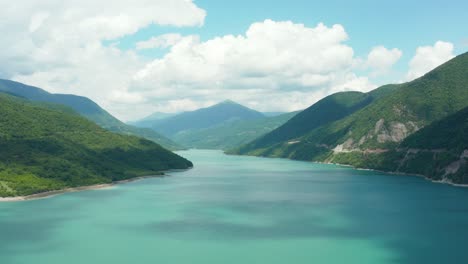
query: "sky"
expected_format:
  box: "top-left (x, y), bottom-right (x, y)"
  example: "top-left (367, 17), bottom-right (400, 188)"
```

top-left (0, 0), bottom-right (467, 121)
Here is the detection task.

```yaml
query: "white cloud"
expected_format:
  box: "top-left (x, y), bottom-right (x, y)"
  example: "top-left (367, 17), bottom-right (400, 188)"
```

top-left (366, 46), bottom-right (402, 75)
top-left (128, 20), bottom-right (376, 117)
top-left (406, 41), bottom-right (455, 80)
top-left (0, 2), bottom-right (382, 121)
top-left (136, 34), bottom-right (185, 50)
top-left (0, 0), bottom-right (206, 120)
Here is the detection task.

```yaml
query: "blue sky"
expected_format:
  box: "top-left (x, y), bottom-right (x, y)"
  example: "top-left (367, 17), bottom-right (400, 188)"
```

top-left (2, 0), bottom-right (467, 120)
top-left (116, 0), bottom-right (468, 62)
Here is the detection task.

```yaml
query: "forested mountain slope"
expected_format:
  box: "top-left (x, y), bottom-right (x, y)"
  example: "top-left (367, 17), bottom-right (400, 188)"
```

top-left (232, 52), bottom-right (468, 184)
top-left (0, 79), bottom-right (181, 150)
top-left (0, 93), bottom-right (192, 197)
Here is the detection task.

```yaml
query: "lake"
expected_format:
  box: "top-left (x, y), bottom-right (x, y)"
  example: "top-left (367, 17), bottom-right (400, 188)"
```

top-left (1, 149), bottom-right (468, 264)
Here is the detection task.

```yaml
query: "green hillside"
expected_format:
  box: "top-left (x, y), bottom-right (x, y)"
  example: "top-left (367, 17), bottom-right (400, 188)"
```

top-left (233, 84), bottom-right (398, 154)
top-left (0, 93), bottom-right (192, 197)
top-left (151, 100), bottom-right (266, 137)
top-left (402, 107), bottom-right (468, 151)
top-left (173, 111), bottom-right (299, 150)
top-left (396, 106), bottom-right (468, 183)
top-left (232, 52), bottom-right (468, 183)
top-left (0, 79), bottom-right (182, 150)
top-left (332, 107), bottom-right (468, 183)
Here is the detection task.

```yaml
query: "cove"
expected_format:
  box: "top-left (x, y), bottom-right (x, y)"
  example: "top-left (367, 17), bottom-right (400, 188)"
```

top-left (1, 149), bottom-right (468, 264)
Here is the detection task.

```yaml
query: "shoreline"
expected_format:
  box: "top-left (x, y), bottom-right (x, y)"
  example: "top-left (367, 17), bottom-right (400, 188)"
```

top-left (226, 152), bottom-right (468, 188)
top-left (0, 168), bottom-right (192, 202)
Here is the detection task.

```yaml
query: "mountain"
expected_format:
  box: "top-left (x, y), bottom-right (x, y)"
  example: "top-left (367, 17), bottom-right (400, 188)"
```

top-left (398, 106), bottom-right (468, 182)
top-left (173, 111), bottom-right (299, 150)
top-left (0, 79), bottom-right (182, 150)
top-left (234, 84), bottom-right (398, 154)
top-left (0, 93), bottom-right (192, 197)
top-left (232, 52), bottom-right (468, 184)
top-left (129, 112), bottom-right (177, 128)
top-left (150, 100), bottom-right (266, 137)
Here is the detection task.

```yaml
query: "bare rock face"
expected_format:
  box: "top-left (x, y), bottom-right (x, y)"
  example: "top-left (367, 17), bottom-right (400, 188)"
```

top-left (374, 119), bottom-right (418, 144)
top-left (461, 150), bottom-right (468, 159)
top-left (333, 138), bottom-right (355, 153)
top-left (445, 161), bottom-right (462, 175)
top-left (332, 118), bottom-right (422, 153)
top-left (443, 150), bottom-right (468, 178)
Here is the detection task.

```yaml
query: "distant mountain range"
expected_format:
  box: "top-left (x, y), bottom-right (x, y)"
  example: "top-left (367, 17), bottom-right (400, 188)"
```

top-left (0, 79), bottom-right (181, 150)
top-left (133, 100), bottom-right (299, 150)
top-left (0, 93), bottom-right (192, 197)
top-left (149, 100), bottom-right (266, 136)
top-left (173, 111), bottom-right (299, 150)
top-left (231, 52), bottom-right (468, 184)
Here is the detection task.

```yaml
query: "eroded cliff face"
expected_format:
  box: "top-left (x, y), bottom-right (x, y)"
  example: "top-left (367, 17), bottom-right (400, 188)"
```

top-left (332, 119), bottom-right (420, 153)
top-left (326, 118), bottom-right (467, 184)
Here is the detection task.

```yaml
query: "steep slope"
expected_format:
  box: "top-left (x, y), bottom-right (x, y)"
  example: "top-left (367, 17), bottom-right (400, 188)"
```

top-left (0, 79), bottom-right (181, 150)
top-left (398, 106), bottom-right (468, 182)
top-left (151, 100), bottom-right (265, 136)
top-left (173, 111), bottom-right (299, 150)
top-left (0, 93), bottom-right (192, 197)
top-left (234, 84), bottom-right (398, 154)
top-left (332, 106), bottom-right (468, 183)
top-left (233, 52), bottom-right (468, 183)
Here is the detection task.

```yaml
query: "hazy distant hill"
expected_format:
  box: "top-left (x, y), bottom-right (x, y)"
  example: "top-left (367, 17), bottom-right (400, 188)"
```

top-left (262, 112), bottom-right (287, 117)
top-left (0, 79), bottom-right (181, 150)
top-left (232, 52), bottom-right (468, 184)
top-left (173, 111), bottom-right (299, 150)
top-left (0, 93), bottom-right (192, 197)
top-left (129, 112), bottom-right (177, 128)
top-left (150, 100), bottom-right (265, 136)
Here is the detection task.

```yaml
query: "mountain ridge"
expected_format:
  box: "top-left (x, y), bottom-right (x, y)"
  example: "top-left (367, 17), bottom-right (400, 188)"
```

top-left (0, 93), bottom-right (192, 197)
top-left (173, 111), bottom-right (300, 150)
top-left (150, 100), bottom-right (266, 137)
top-left (231, 52), bottom-right (468, 184)
top-left (0, 79), bottom-right (182, 150)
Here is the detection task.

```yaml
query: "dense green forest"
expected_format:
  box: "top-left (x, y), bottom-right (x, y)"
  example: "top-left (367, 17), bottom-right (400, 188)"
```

top-left (231, 52), bottom-right (468, 183)
top-left (0, 93), bottom-right (192, 197)
top-left (0, 79), bottom-right (182, 150)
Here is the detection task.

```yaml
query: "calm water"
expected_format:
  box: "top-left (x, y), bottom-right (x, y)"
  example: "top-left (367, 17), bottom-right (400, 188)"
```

top-left (1, 150), bottom-right (468, 264)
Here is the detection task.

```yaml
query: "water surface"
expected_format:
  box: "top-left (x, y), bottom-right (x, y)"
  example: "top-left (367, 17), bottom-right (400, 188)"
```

top-left (1, 150), bottom-right (468, 264)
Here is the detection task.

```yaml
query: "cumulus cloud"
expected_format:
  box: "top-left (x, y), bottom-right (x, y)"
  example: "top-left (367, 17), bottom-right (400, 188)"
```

top-left (0, 0), bottom-right (206, 119)
top-left (129, 20), bottom-right (376, 116)
top-left (366, 46), bottom-right (402, 75)
top-left (406, 41), bottom-right (455, 80)
top-left (1, 2), bottom-right (381, 120)
top-left (136, 34), bottom-right (185, 50)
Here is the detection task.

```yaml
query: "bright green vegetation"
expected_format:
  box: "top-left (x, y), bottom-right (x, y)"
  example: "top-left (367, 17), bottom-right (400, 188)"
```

top-left (232, 52), bottom-right (468, 183)
top-left (396, 106), bottom-right (468, 182)
top-left (0, 79), bottom-right (182, 150)
top-left (232, 84), bottom-right (398, 154)
top-left (0, 93), bottom-right (192, 197)
top-left (402, 106), bottom-right (468, 152)
top-left (150, 100), bottom-right (266, 136)
top-left (173, 111), bottom-right (299, 150)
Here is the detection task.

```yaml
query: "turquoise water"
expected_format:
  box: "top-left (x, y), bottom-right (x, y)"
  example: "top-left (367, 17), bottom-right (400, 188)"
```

top-left (1, 150), bottom-right (468, 264)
